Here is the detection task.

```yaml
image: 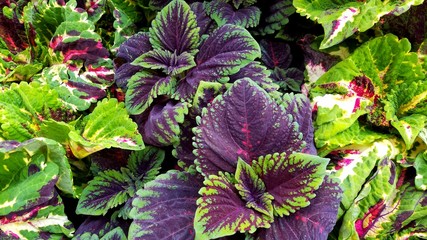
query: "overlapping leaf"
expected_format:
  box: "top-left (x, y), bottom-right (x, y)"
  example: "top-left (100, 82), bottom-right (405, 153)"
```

top-left (0, 81), bottom-right (65, 141)
top-left (327, 139), bottom-right (402, 216)
top-left (253, 177), bottom-right (342, 240)
top-left (204, 1), bottom-right (261, 28)
top-left (311, 34), bottom-right (427, 149)
top-left (0, 138), bottom-right (74, 196)
top-left (194, 172), bottom-right (272, 239)
top-left (339, 159), bottom-right (400, 239)
top-left (69, 98), bottom-right (144, 159)
top-left (294, 0), bottom-right (424, 48)
top-left (129, 170), bottom-right (204, 240)
top-left (194, 78), bottom-right (304, 176)
top-left (77, 146), bottom-right (164, 216)
top-left (141, 101), bottom-right (189, 147)
top-left (252, 152), bottom-right (328, 216)
top-left (0, 139), bottom-right (74, 239)
top-left (176, 24), bottom-right (261, 99)
top-left (29, 0), bottom-right (115, 111)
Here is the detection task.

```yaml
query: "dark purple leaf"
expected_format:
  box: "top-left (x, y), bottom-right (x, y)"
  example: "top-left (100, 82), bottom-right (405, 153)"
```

top-left (204, 1), bottom-right (261, 28)
top-left (116, 32), bottom-right (152, 63)
top-left (271, 67), bottom-right (305, 92)
top-left (129, 170), bottom-right (203, 240)
top-left (125, 70), bottom-right (175, 114)
top-left (194, 173), bottom-right (272, 239)
top-left (90, 148), bottom-right (131, 173)
top-left (254, 177), bottom-right (342, 240)
top-left (279, 93), bottom-right (316, 154)
top-left (260, 39), bottom-right (292, 69)
top-left (297, 34), bottom-right (340, 83)
top-left (0, 1), bottom-right (33, 53)
top-left (114, 63), bottom-right (143, 89)
top-left (175, 82), bottom-right (226, 169)
top-left (134, 50), bottom-right (196, 76)
top-left (127, 146), bottom-right (165, 182)
top-left (229, 61), bottom-right (279, 93)
top-left (177, 24), bottom-right (260, 99)
top-left (149, 0), bottom-right (199, 55)
top-left (141, 101), bottom-right (188, 147)
top-left (190, 2), bottom-right (215, 36)
top-left (74, 213), bottom-right (130, 239)
top-left (382, 2), bottom-right (427, 48)
top-left (194, 78), bottom-right (304, 176)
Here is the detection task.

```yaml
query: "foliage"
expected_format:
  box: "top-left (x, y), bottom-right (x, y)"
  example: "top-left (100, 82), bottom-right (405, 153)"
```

top-left (1, 0), bottom-right (427, 239)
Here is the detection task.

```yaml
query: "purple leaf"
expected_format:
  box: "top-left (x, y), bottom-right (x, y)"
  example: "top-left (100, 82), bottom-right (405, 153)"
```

top-left (229, 61), bottom-right (279, 93)
top-left (235, 159), bottom-right (274, 218)
top-left (114, 64), bottom-right (143, 89)
top-left (177, 24), bottom-right (261, 99)
top-left (129, 170), bottom-right (203, 240)
top-left (254, 177), bottom-right (342, 240)
top-left (279, 93), bottom-right (316, 154)
top-left (90, 148), bottom-right (131, 173)
top-left (51, 37), bottom-right (110, 65)
top-left (194, 78), bottom-right (304, 176)
top-left (271, 67), bottom-right (305, 92)
top-left (252, 152), bottom-right (328, 216)
top-left (194, 173), bottom-right (272, 239)
top-left (116, 32), bottom-right (152, 63)
top-left (0, 1), bottom-right (33, 54)
top-left (260, 39), bottom-right (292, 69)
top-left (74, 213), bottom-right (130, 239)
top-left (125, 70), bottom-right (175, 114)
top-left (204, 1), bottom-right (261, 28)
top-left (149, 0), bottom-right (200, 55)
top-left (114, 33), bottom-right (153, 89)
top-left (190, 2), bottom-right (215, 36)
top-left (127, 146), bottom-right (165, 182)
top-left (134, 50), bottom-right (196, 76)
top-left (175, 82), bottom-right (226, 169)
top-left (141, 101), bottom-right (188, 147)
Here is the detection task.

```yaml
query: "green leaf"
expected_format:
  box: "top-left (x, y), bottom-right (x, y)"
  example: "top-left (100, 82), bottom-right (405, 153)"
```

top-left (414, 151), bottom-right (427, 191)
top-left (0, 138), bottom-right (74, 196)
top-left (339, 158), bottom-right (399, 239)
top-left (0, 162), bottom-right (58, 216)
top-left (69, 98), bottom-right (144, 159)
top-left (76, 169), bottom-right (133, 216)
top-left (328, 139), bottom-right (403, 217)
top-left (311, 34), bottom-right (427, 149)
top-left (0, 81), bottom-right (64, 141)
top-left (294, 0), bottom-right (424, 48)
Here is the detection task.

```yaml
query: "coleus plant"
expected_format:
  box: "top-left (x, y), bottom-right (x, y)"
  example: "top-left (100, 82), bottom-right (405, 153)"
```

top-left (1, 0), bottom-right (427, 239)
top-left (114, 0), bottom-right (278, 147)
top-left (129, 78), bottom-right (342, 239)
